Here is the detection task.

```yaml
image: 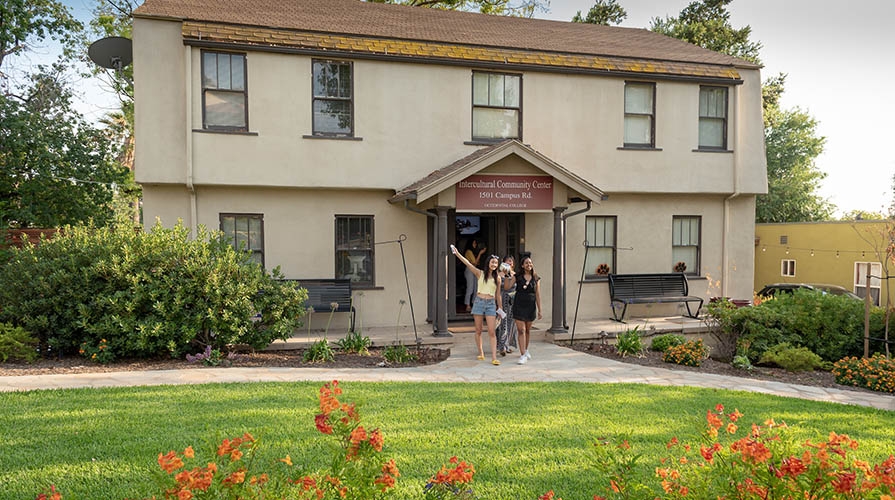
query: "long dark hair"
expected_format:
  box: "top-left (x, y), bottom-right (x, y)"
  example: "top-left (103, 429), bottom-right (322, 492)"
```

top-left (520, 256), bottom-right (539, 281)
top-left (482, 254), bottom-right (500, 283)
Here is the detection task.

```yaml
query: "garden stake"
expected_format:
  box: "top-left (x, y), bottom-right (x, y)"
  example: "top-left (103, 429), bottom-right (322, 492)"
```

top-left (375, 234), bottom-right (420, 348)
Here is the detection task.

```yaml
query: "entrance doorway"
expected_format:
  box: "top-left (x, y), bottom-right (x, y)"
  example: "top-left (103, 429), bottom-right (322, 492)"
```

top-left (449, 212), bottom-right (524, 320)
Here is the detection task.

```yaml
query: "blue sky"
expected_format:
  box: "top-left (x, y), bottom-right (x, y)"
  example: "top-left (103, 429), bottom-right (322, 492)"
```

top-left (28, 0), bottom-right (895, 216)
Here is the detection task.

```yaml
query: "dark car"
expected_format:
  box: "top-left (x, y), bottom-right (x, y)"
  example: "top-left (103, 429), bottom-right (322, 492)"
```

top-left (757, 283), bottom-right (862, 300)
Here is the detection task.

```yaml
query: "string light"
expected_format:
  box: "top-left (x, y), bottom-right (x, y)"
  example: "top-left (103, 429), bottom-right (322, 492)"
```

top-left (810, 249), bottom-right (814, 256)
top-left (762, 246), bottom-right (766, 252)
top-left (785, 247), bottom-right (790, 255)
top-left (836, 251), bottom-right (840, 258)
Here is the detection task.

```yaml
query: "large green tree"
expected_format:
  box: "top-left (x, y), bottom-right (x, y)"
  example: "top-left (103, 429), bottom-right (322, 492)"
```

top-left (571, 0), bottom-right (627, 26)
top-left (0, 0), bottom-right (81, 69)
top-left (0, 65), bottom-right (134, 228)
top-left (651, 0), bottom-right (831, 222)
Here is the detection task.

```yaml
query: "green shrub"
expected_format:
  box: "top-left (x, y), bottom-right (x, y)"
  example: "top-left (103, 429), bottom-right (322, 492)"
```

top-left (336, 330), bottom-right (371, 355)
top-left (731, 355), bottom-right (753, 371)
top-left (0, 220), bottom-right (307, 359)
top-left (757, 342), bottom-right (824, 372)
top-left (383, 343), bottom-right (417, 363)
top-left (663, 339), bottom-right (709, 367)
top-left (649, 333), bottom-right (685, 352)
top-left (832, 354), bottom-right (895, 393)
top-left (79, 338), bottom-right (115, 364)
top-left (615, 327), bottom-right (644, 358)
top-left (0, 323), bottom-right (38, 363)
top-left (303, 339), bottom-right (335, 363)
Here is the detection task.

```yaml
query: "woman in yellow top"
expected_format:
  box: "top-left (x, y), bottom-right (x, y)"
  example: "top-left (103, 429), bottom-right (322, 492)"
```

top-left (452, 245), bottom-right (503, 365)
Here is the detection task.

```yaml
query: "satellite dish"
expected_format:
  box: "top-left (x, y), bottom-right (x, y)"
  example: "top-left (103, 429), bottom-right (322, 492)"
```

top-left (88, 36), bottom-right (133, 71)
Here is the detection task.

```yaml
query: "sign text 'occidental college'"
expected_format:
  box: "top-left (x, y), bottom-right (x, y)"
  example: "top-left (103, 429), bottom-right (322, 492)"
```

top-left (456, 174), bottom-right (554, 211)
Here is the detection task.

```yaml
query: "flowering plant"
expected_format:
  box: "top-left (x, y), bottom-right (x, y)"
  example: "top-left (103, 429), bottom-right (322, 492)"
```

top-left (673, 261), bottom-right (687, 273)
top-left (423, 456), bottom-right (475, 499)
top-left (662, 339), bottom-right (710, 367)
top-left (833, 354), bottom-right (895, 393)
top-left (596, 263), bottom-right (610, 275)
top-left (79, 338), bottom-right (114, 364)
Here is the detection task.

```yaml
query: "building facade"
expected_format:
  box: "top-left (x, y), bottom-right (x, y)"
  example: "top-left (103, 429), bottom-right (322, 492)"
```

top-left (755, 221), bottom-right (894, 306)
top-left (133, 0), bottom-right (767, 333)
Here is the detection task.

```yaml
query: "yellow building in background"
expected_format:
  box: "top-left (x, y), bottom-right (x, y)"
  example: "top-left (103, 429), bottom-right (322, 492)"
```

top-left (754, 221), bottom-right (894, 306)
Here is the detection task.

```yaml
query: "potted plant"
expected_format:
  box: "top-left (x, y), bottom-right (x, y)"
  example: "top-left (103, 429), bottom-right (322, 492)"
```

top-left (674, 261), bottom-right (687, 273)
top-left (595, 263), bottom-right (610, 276)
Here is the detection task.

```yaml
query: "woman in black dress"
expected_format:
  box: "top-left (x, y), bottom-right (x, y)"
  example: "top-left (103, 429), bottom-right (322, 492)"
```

top-left (512, 256), bottom-right (541, 364)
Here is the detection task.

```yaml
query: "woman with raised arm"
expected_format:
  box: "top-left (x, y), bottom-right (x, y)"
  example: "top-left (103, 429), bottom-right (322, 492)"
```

top-left (462, 238), bottom-right (487, 312)
top-left (513, 256), bottom-right (542, 365)
top-left (451, 245), bottom-right (503, 365)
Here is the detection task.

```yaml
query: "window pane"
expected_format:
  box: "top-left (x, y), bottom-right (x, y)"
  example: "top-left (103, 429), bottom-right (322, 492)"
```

top-left (218, 54), bottom-right (231, 90)
top-left (700, 88), bottom-right (726, 118)
top-left (205, 90), bottom-right (246, 128)
top-left (313, 62), bottom-right (327, 96)
top-left (203, 52), bottom-right (217, 88)
top-left (699, 118), bottom-right (724, 148)
top-left (625, 84), bottom-right (652, 114)
top-left (249, 217), bottom-right (262, 251)
top-left (586, 247), bottom-right (614, 272)
top-left (672, 247), bottom-right (697, 272)
top-left (236, 216), bottom-right (248, 251)
top-left (313, 99), bottom-right (352, 134)
top-left (230, 55), bottom-right (245, 91)
top-left (488, 74), bottom-right (504, 106)
top-left (221, 216), bottom-right (235, 241)
top-left (338, 63), bottom-right (351, 98)
top-left (504, 75), bottom-right (520, 107)
top-left (472, 108), bottom-right (518, 139)
top-left (624, 115), bottom-right (651, 144)
top-left (473, 73), bottom-right (489, 106)
top-left (335, 216), bottom-right (373, 285)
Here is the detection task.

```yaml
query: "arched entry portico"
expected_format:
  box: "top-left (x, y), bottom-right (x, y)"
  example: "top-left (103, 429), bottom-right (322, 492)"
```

top-left (389, 140), bottom-right (604, 336)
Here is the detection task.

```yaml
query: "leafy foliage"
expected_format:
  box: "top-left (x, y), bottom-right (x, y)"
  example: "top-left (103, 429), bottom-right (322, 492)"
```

top-left (757, 342), bottom-right (824, 372)
top-left (384, 343), bottom-right (417, 363)
top-left (0, 220), bottom-right (306, 358)
top-left (571, 0), bottom-right (627, 25)
top-left (337, 330), bottom-right (372, 355)
top-left (833, 354), bottom-right (895, 393)
top-left (615, 327), bottom-right (644, 357)
top-left (0, 322), bottom-right (38, 363)
top-left (649, 333), bottom-right (685, 352)
top-left (0, 0), bottom-right (82, 67)
top-left (662, 339), bottom-right (709, 367)
top-left (649, 0), bottom-right (762, 64)
top-left (303, 339), bottom-right (335, 363)
top-left (366, 0), bottom-right (547, 17)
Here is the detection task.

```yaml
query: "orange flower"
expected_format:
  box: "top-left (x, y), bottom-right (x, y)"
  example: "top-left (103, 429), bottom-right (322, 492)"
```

top-left (183, 446), bottom-right (195, 459)
top-left (727, 423), bottom-right (738, 434)
top-left (706, 409), bottom-right (723, 430)
top-left (159, 451), bottom-right (185, 474)
top-left (368, 428), bottom-right (384, 452)
top-left (280, 455), bottom-right (293, 466)
top-left (222, 470), bottom-right (246, 486)
top-left (315, 414), bottom-right (333, 435)
top-left (778, 457), bottom-right (807, 478)
top-left (666, 437), bottom-right (679, 449)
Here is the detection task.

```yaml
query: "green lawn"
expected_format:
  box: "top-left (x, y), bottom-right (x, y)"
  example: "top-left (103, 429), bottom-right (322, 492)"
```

top-left (1, 382), bottom-right (893, 499)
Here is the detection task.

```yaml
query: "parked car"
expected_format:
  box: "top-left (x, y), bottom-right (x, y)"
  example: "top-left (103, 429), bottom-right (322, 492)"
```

top-left (757, 283), bottom-right (862, 300)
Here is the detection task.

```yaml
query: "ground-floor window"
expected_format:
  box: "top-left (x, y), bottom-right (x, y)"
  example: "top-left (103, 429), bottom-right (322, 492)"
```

top-left (585, 215), bottom-right (616, 278)
top-left (854, 261), bottom-right (881, 306)
top-left (220, 213), bottom-right (264, 266)
top-left (336, 215), bottom-right (374, 287)
top-left (672, 215), bottom-right (700, 275)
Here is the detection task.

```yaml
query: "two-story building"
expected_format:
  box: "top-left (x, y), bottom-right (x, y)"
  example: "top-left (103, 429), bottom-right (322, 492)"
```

top-left (132, 0), bottom-right (767, 334)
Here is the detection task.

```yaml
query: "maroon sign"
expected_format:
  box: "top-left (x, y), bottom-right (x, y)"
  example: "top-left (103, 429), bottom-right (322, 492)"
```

top-left (456, 174), bottom-right (554, 212)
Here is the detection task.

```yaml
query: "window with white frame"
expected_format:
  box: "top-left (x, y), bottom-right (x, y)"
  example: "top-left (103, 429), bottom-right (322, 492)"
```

top-left (585, 216), bottom-right (616, 279)
top-left (312, 60), bottom-right (354, 136)
top-left (336, 215), bottom-right (374, 287)
top-left (698, 86), bottom-right (727, 149)
top-left (220, 214), bottom-right (263, 266)
top-left (472, 71), bottom-right (521, 141)
top-left (672, 216), bottom-right (700, 275)
top-left (624, 82), bottom-right (655, 147)
top-left (854, 262), bottom-right (881, 306)
top-left (202, 51), bottom-right (247, 130)
top-left (781, 259), bottom-right (796, 277)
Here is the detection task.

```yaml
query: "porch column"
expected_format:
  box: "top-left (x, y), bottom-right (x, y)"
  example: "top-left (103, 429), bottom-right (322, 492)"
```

top-left (549, 206), bottom-right (568, 333)
top-left (433, 206), bottom-right (451, 336)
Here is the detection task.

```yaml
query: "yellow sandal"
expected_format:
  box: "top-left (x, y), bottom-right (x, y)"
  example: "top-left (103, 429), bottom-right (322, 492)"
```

top-left (491, 359), bottom-right (501, 366)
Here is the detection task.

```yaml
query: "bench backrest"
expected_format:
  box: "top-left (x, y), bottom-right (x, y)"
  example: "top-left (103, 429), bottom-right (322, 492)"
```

top-left (281, 278), bottom-right (353, 311)
top-left (608, 273), bottom-right (689, 299)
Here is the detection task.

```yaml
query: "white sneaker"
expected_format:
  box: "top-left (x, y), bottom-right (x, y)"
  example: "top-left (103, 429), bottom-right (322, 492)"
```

top-left (517, 353), bottom-right (528, 364)
top-left (525, 350), bottom-right (531, 360)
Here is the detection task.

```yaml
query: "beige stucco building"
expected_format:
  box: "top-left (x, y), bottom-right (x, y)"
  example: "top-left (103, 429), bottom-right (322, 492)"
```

top-left (133, 0), bottom-right (767, 334)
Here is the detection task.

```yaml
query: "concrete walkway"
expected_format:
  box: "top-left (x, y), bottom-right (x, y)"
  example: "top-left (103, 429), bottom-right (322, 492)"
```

top-left (2, 331), bottom-right (892, 411)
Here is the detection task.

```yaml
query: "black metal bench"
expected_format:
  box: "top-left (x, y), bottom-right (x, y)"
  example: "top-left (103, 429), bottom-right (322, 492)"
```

top-left (607, 273), bottom-right (703, 322)
top-left (281, 278), bottom-right (355, 331)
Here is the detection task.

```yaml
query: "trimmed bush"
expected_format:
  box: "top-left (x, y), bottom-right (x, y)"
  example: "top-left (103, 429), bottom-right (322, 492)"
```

top-left (0, 323), bottom-right (38, 363)
top-left (650, 333), bottom-right (685, 352)
top-left (757, 342), bottom-right (824, 372)
top-left (663, 339), bottom-right (709, 367)
top-left (0, 220), bottom-right (307, 359)
top-left (833, 354), bottom-right (895, 393)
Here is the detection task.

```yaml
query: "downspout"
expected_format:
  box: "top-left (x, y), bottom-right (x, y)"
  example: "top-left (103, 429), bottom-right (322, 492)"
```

top-left (561, 200), bottom-right (592, 328)
top-left (722, 84), bottom-right (742, 298)
top-left (185, 46), bottom-right (197, 238)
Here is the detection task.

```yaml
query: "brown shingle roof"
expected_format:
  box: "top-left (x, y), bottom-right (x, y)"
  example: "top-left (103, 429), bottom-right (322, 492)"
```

top-left (134, 0), bottom-right (758, 69)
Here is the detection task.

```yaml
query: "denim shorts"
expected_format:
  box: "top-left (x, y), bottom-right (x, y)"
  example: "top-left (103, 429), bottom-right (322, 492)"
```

top-left (471, 296), bottom-right (497, 317)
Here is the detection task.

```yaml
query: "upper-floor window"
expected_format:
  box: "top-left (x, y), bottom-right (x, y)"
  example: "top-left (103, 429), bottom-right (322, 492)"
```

top-left (202, 51), bottom-right (247, 130)
top-left (698, 86), bottom-right (727, 149)
top-left (672, 216), bottom-right (700, 275)
top-left (472, 71), bottom-right (521, 141)
top-left (781, 259), bottom-right (796, 277)
top-left (312, 60), bottom-right (353, 136)
top-left (220, 213), bottom-right (264, 266)
top-left (585, 216), bottom-right (617, 279)
top-left (624, 82), bottom-right (655, 147)
top-left (336, 215), bottom-right (374, 287)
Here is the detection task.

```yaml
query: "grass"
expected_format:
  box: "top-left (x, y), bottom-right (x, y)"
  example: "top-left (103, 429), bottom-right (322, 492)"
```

top-left (1, 382), bottom-right (894, 499)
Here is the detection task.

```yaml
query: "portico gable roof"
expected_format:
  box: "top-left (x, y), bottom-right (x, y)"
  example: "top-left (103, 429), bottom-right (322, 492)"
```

top-left (390, 140), bottom-right (604, 205)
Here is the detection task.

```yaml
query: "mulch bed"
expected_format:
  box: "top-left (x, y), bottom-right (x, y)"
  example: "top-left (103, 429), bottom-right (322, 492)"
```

top-left (0, 347), bottom-right (450, 377)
